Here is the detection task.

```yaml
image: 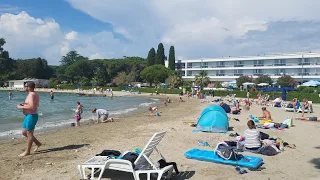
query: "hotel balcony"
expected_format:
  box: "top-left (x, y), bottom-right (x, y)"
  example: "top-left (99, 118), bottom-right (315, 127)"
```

top-left (181, 63), bottom-right (320, 71)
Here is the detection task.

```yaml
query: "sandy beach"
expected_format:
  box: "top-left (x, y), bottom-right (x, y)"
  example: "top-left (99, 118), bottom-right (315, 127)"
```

top-left (0, 94), bottom-right (319, 180)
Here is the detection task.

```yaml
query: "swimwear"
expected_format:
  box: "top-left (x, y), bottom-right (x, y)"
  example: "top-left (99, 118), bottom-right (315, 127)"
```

top-left (22, 114), bottom-right (39, 131)
top-left (309, 117), bottom-right (317, 121)
top-left (51, 96), bottom-right (54, 100)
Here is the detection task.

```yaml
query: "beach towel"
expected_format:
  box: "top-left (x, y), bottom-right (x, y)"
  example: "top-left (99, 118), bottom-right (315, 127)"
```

top-left (185, 149), bottom-right (263, 169)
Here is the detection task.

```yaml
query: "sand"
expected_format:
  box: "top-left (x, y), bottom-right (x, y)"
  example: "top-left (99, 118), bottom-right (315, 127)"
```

top-left (0, 94), bottom-right (319, 180)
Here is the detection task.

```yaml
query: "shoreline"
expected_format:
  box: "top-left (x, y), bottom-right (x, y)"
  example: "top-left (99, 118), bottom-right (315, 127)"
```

top-left (0, 94), bottom-right (168, 141)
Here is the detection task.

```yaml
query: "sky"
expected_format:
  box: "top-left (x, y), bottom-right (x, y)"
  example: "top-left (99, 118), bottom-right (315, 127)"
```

top-left (1, 0), bottom-right (320, 65)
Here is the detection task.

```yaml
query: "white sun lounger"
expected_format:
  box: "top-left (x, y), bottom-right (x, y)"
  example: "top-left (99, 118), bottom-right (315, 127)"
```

top-left (78, 131), bottom-right (173, 180)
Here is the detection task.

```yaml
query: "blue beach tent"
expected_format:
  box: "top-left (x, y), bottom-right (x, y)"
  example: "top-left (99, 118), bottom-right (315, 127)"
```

top-left (196, 105), bottom-right (229, 133)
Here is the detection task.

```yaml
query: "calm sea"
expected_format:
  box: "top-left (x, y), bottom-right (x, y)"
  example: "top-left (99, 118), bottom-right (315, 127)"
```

top-left (0, 91), bottom-right (159, 138)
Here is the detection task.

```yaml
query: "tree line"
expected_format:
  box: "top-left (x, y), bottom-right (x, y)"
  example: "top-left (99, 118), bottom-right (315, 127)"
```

top-left (0, 38), bottom-right (180, 88)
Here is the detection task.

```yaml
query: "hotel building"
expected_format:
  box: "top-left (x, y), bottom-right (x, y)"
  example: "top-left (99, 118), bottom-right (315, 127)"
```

top-left (170, 52), bottom-right (320, 83)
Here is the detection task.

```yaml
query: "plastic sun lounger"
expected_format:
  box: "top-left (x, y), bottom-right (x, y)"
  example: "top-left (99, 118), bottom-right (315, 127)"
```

top-left (185, 149), bottom-right (264, 169)
top-left (78, 131), bottom-right (173, 180)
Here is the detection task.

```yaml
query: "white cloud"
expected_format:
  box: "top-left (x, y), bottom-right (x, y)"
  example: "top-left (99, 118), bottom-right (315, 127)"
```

top-left (65, 31), bottom-right (78, 40)
top-left (66, 0), bottom-right (320, 59)
top-left (0, 11), bottom-right (127, 64)
top-left (2, 1), bottom-right (320, 65)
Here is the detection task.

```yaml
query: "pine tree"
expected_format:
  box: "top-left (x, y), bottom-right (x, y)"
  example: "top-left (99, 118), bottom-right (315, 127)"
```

top-left (147, 48), bottom-right (156, 66)
top-left (168, 46), bottom-right (175, 70)
top-left (155, 43), bottom-right (165, 65)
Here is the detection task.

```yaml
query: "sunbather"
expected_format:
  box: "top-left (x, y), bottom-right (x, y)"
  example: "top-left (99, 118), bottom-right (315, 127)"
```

top-left (295, 116), bottom-right (319, 122)
top-left (258, 107), bottom-right (272, 120)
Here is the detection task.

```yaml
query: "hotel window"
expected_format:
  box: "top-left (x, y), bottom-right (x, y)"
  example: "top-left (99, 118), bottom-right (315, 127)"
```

top-left (187, 63), bottom-right (193, 68)
top-left (187, 71), bottom-right (192, 76)
top-left (234, 69), bottom-right (243, 76)
top-left (253, 69), bottom-right (263, 75)
top-left (201, 62), bottom-right (208, 68)
top-left (254, 60), bottom-right (264, 66)
top-left (217, 70), bottom-right (225, 76)
top-left (217, 61), bottom-right (225, 67)
top-left (234, 61), bottom-right (244, 67)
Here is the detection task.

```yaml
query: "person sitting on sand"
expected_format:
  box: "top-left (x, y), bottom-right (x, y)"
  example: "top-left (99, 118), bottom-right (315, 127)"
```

top-left (243, 120), bottom-right (262, 150)
top-left (230, 100), bottom-right (241, 114)
top-left (92, 108), bottom-right (114, 123)
top-left (149, 106), bottom-right (158, 113)
top-left (258, 107), bottom-right (272, 120)
top-left (178, 97), bottom-right (184, 102)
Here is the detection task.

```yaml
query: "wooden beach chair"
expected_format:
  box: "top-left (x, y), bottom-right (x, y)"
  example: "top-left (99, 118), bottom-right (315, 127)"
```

top-left (78, 131), bottom-right (173, 180)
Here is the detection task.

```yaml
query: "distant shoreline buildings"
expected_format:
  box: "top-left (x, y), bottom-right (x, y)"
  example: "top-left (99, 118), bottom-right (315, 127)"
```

top-left (168, 52), bottom-right (320, 83)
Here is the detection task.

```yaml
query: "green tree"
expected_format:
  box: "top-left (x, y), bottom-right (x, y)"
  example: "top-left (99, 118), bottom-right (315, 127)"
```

top-left (60, 50), bottom-right (87, 66)
top-left (140, 65), bottom-right (170, 86)
top-left (214, 81), bottom-right (223, 88)
top-left (113, 72), bottom-right (132, 86)
top-left (155, 43), bottom-right (165, 65)
top-left (79, 77), bottom-right (91, 86)
top-left (166, 71), bottom-right (183, 88)
top-left (48, 78), bottom-right (59, 88)
top-left (236, 75), bottom-right (253, 87)
top-left (147, 48), bottom-right (156, 66)
top-left (254, 75), bottom-right (272, 85)
top-left (195, 70), bottom-right (210, 88)
top-left (168, 46), bottom-right (175, 70)
top-left (277, 75), bottom-right (297, 87)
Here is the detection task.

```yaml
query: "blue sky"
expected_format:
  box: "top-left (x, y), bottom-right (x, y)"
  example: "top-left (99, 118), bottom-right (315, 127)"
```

top-left (1, 0), bottom-right (320, 65)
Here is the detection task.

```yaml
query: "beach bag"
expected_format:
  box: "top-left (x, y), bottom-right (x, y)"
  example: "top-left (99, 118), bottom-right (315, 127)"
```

top-left (96, 150), bottom-right (121, 157)
top-left (283, 118), bottom-right (293, 127)
top-left (122, 152), bottom-right (139, 167)
top-left (215, 142), bottom-right (239, 161)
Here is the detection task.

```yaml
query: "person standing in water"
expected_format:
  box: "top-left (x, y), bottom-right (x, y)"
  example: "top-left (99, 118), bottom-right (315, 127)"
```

top-left (8, 91), bottom-right (13, 100)
top-left (16, 81), bottom-right (42, 156)
top-left (49, 90), bottom-right (54, 100)
top-left (75, 101), bottom-right (84, 126)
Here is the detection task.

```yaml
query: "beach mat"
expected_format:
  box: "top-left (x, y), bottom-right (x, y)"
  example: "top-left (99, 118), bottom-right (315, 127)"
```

top-left (185, 148), bottom-right (263, 169)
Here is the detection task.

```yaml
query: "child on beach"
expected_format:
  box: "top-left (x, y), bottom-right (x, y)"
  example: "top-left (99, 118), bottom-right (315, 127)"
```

top-left (149, 106), bottom-right (158, 113)
top-left (75, 102), bottom-right (84, 126)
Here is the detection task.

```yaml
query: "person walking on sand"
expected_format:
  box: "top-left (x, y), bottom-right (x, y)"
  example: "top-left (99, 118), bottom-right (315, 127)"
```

top-left (8, 90), bottom-right (13, 100)
top-left (92, 108), bottom-right (114, 123)
top-left (16, 81), bottom-right (42, 157)
top-left (49, 90), bottom-right (54, 100)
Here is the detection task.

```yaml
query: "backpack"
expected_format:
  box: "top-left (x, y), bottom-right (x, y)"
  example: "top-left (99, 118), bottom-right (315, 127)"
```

top-left (215, 142), bottom-right (239, 161)
top-left (122, 152), bottom-right (139, 168)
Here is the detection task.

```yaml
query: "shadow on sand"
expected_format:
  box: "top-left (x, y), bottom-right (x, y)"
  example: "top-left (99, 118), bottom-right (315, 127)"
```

top-left (97, 170), bottom-right (195, 180)
top-left (37, 144), bottom-right (89, 154)
top-left (310, 158), bottom-right (320, 169)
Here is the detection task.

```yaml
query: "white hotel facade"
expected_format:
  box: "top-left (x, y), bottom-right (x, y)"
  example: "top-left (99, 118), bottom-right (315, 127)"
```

top-left (170, 52), bottom-right (320, 83)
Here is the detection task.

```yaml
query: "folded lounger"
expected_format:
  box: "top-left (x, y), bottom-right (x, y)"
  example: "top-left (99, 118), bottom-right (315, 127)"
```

top-left (185, 148), bottom-right (263, 169)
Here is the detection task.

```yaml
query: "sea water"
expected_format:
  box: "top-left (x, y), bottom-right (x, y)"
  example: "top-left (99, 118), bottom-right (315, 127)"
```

top-left (0, 91), bottom-right (159, 138)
